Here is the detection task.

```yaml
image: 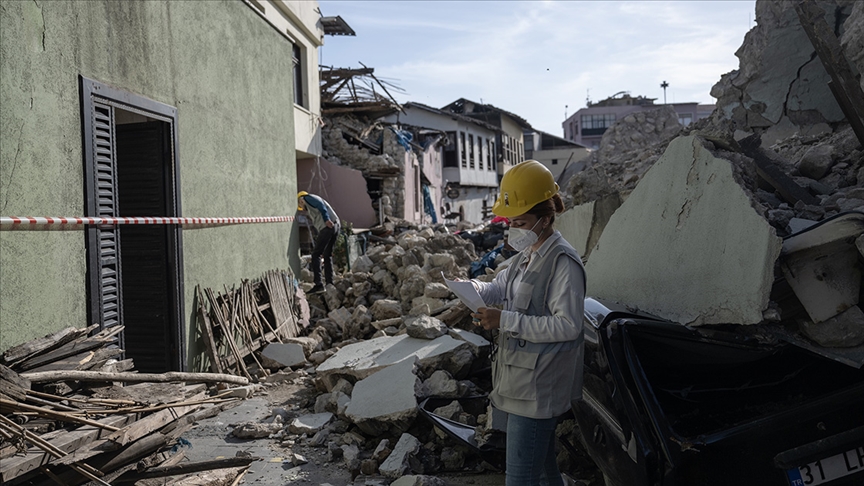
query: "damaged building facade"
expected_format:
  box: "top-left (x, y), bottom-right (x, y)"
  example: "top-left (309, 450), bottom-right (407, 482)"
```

top-left (383, 102), bottom-right (499, 224)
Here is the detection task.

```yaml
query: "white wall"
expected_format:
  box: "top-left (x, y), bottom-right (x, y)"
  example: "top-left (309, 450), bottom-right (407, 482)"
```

top-left (532, 147), bottom-right (591, 180)
top-left (252, 0), bottom-right (324, 158)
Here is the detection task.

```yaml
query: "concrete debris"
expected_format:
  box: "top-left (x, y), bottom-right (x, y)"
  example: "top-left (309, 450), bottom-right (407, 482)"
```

top-left (405, 315), bottom-right (448, 340)
top-left (316, 333), bottom-right (473, 390)
top-left (418, 370), bottom-right (461, 399)
top-left (345, 358), bottom-right (421, 436)
top-left (260, 343), bottom-right (307, 369)
top-left (391, 475), bottom-right (448, 486)
top-left (800, 306), bottom-right (864, 347)
top-left (378, 432), bottom-right (422, 479)
top-left (231, 422), bottom-right (284, 439)
top-left (288, 412), bottom-right (333, 435)
top-left (586, 135), bottom-right (783, 326)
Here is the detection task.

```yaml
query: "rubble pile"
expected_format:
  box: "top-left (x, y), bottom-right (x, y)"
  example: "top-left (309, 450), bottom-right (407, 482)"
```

top-left (0, 327), bottom-right (252, 485)
top-left (322, 114), bottom-right (415, 221)
top-left (566, 105), bottom-right (683, 206)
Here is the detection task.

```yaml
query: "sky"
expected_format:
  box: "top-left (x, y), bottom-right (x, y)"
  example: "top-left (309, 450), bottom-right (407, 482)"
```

top-left (317, 0), bottom-right (757, 135)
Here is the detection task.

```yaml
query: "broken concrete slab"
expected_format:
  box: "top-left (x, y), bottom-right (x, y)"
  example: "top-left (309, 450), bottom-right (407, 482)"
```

top-left (316, 333), bottom-right (472, 390)
top-left (260, 343), bottom-right (307, 369)
top-left (289, 412), bottom-right (334, 435)
top-left (448, 328), bottom-right (490, 356)
top-left (405, 315), bottom-right (448, 340)
top-left (586, 135), bottom-right (783, 326)
top-left (799, 305), bottom-right (864, 348)
top-left (378, 432), bottom-right (421, 479)
top-left (781, 211), bottom-right (864, 325)
top-left (345, 358), bottom-right (421, 436)
top-left (557, 192), bottom-right (622, 258)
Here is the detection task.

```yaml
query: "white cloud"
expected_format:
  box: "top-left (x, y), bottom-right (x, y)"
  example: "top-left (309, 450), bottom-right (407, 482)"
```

top-left (320, 0), bottom-right (756, 134)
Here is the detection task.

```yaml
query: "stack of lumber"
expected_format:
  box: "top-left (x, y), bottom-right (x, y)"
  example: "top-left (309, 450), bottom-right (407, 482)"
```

top-left (196, 268), bottom-right (310, 379)
top-left (0, 328), bottom-right (252, 485)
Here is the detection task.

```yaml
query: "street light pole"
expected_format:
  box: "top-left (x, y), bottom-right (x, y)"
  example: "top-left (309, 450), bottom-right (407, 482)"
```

top-left (661, 81), bottom-right (669, 105)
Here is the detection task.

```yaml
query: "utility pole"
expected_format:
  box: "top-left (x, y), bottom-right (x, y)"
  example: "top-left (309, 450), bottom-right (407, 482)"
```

top-left (661, 81), bottom-right (669, 105)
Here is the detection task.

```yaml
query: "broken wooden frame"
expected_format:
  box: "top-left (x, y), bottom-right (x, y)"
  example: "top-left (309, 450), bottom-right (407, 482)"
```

top-left (196, 269), bottom-right (305, 379)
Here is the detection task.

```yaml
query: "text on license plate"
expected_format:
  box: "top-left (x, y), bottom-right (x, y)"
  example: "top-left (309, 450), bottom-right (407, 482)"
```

top-left (786, 446), bottom-right (864, 485)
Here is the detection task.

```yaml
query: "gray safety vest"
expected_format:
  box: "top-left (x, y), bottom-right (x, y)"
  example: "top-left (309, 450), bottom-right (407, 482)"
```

top-left (490, 239), bottom-right (586, 419)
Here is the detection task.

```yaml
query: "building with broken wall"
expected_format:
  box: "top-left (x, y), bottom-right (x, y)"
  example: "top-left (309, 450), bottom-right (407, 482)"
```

top-left (441, 98), bottom-right (530, 183)
top-left (0, 1), bottom-right (319, 369)
top-left (383, 102), bottom-right (500, 225)
top-left (524, 129), bottom-right (591, 181)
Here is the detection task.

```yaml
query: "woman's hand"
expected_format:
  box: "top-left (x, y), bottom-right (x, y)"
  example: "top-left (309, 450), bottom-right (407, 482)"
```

top-left (471, 307), bottom-right (501, 331)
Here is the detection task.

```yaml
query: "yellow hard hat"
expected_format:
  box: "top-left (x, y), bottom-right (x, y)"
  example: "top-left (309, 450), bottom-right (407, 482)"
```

top-left (492, 160), bottom-right (558, 217)
top-left (297, 191), bottom-right (309, 198)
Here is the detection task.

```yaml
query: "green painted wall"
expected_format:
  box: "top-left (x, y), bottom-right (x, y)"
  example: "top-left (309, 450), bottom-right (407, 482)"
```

top-left (0, 0), bottom-right (300, 362)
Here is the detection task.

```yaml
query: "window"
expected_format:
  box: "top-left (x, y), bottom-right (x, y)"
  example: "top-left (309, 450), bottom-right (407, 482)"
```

top-left (552, 159), bottom-right (558, 165)
top-left (292, 44), bottom-right (304, 107)
top-left (486, 139), bottom-right (492, 171)
top-left (468, 134), bottom-right (475, 169)
top-left (678, 113), bottom-right (693, 126)
top-left (443, 131), bottom-right (458, 167)
top-left (460, 132), bottom-right (467, 168)
top-left (489, 140), bottom-right (496, 171)
top-left (581, 114), bottom-right (616, 136)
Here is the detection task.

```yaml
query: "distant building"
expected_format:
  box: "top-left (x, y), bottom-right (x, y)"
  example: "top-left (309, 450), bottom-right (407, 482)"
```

top-left (440, 98), bottom-right (531, 183)
top-left (524, 129), bottom-right (591, 182)
top-left (563, 91), bottom-right (715, 149)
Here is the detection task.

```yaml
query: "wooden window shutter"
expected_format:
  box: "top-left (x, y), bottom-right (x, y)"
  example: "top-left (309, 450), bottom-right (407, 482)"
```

top-left (91, 102), bottom-right (124, 338)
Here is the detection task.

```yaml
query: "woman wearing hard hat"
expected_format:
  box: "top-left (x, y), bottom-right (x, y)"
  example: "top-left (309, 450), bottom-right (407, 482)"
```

top-left (471, 160), bottom-right (586, 486)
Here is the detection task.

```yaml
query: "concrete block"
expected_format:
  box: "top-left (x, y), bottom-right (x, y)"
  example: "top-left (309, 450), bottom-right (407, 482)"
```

top-left (288, 412), bottom-right (333, 435)
top-left (586, 136), bottom-right (782, 326)
top-left (418, 370), bottom-right (460, 398)
top-left (379, 432), bottom-right (421, 479)
top-left (345, 358), bottom-right (420, 436)
top-left (372, 317), bottom-right (402, 330)
top-left (352, 255), bottom-right (374, 273)
top-left (424, 282), bottom-right (451, 299)
top-left (370, 299), bottom-right (402, 320)
top-left (316, 334), bottom-right (470, 390)
top-left (260, 343), bottom-right (307, 369)
top-left (405, 315), bottom-right (448, 340)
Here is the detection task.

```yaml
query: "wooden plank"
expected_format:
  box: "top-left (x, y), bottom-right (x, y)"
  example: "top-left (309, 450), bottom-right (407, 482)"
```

top-left (0, 414), bottom-right (133, 482)
top-left (19, 371), bottom-right (249, 386)
top-left (1, 325), bottom-right (94, 366)
top-left (739, 135), bottom-right (820, 206)
top-left (795, 0), bottom-right (864, 145)
top-left (0, 364), bottom-right (30, 389)
top-left (112, 457), bottom-right (258, 483)
top-left (103, 392), bottom-right (205, 447)
top-left (23, 350), bottom-right (96, 374)
top-left (17, 336), bottom-right (109, 371)
top-left (196, 286), bottom-right (224, 374)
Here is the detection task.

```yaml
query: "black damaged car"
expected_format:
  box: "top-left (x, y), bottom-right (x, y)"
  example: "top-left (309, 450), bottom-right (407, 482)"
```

top-left (574, 297), bottom-right (864, 486)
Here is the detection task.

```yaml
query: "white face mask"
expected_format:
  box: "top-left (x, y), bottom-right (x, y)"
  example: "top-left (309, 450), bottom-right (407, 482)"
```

top-left (508, 218), bottom-right (543, 252)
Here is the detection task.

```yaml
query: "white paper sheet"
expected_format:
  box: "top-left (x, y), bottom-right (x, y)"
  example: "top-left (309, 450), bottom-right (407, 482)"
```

top-left (443, 273), bottom-right (486, 312)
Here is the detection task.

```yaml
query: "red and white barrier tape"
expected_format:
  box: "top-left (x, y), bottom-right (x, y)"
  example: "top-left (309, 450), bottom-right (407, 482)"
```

top-left (0, 216), bottom-right (294, 230)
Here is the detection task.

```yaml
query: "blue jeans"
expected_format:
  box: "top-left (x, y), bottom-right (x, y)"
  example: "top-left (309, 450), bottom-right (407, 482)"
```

top-left (506, 413), bottom-right (564, 486)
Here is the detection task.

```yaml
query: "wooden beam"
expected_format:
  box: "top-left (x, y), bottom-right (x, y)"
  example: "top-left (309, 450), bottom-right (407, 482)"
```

top-left (795, 0), bottom-right (864, 145)
top-left (0, 413), bottom-right (133, 482)
top-left (1, 325), bottom-right (95, 366)
top-left (111, 457), bottom-right (259, 483)
top-left (19, 370), bottom-right (249, 386)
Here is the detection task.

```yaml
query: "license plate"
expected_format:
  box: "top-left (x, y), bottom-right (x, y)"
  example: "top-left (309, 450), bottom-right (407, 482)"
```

top-left (786, 446), bottom-right (864, 485)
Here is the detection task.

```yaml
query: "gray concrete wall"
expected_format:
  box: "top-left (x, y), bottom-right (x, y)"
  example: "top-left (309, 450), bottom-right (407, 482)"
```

top-left (0, 1), bottom-right (299, 358)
